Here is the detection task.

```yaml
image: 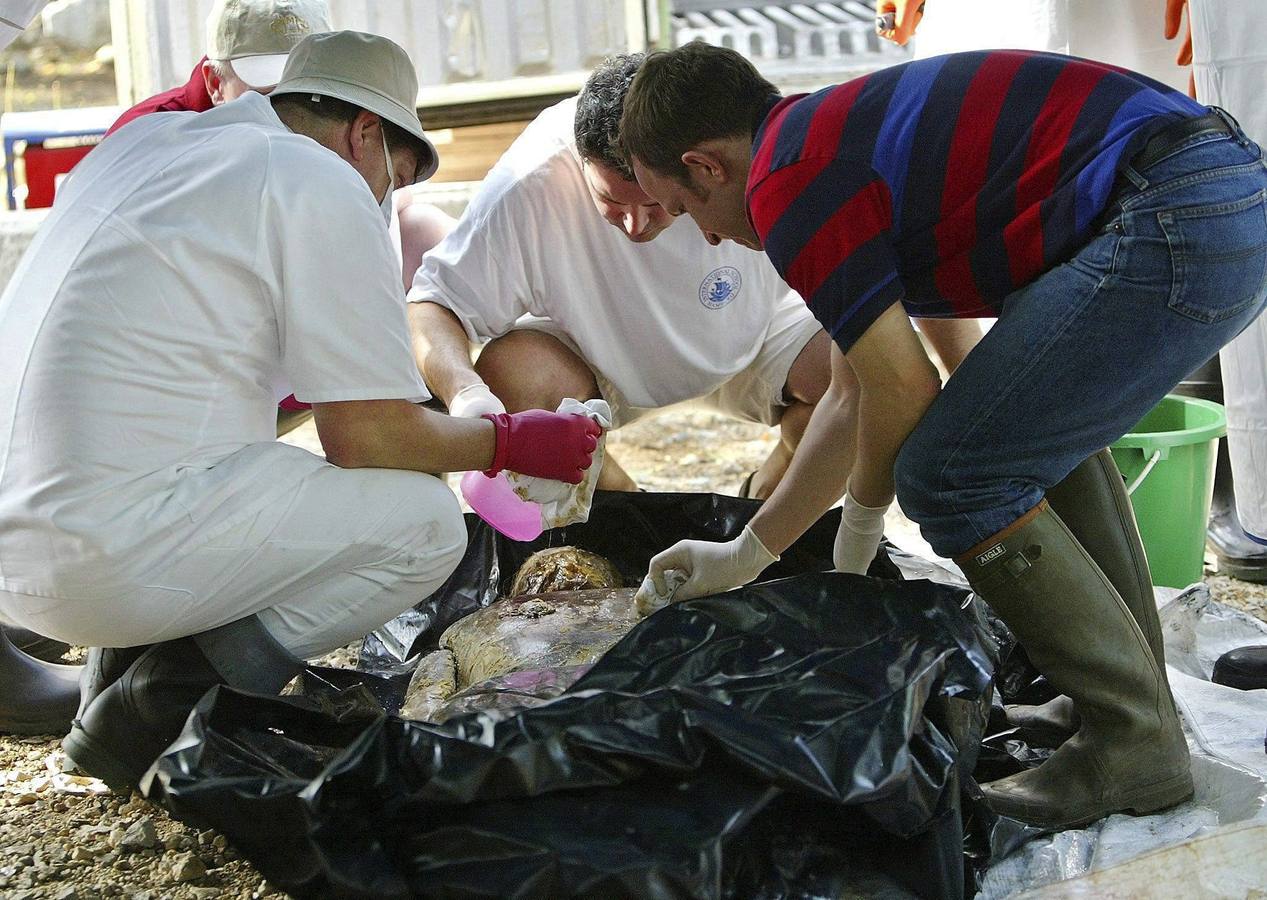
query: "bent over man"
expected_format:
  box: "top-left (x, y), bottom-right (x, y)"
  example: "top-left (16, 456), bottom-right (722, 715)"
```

top-left (0, 32), bottom-right (599, 788)
top-left (623, 43), bottom-right (1267, 828)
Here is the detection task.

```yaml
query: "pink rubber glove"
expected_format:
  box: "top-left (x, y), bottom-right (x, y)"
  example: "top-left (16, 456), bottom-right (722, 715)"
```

top-left (483, 410), bottom-right (602, 484)
top-left (876, 0), bottom-right (925, 46)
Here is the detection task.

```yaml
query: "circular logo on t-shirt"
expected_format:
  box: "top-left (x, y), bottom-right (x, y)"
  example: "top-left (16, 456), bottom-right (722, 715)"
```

top-left (699, 267), bottom-right (742, 309)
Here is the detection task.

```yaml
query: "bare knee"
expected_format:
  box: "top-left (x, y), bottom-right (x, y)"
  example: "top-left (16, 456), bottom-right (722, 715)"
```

top-left (475, 330), bottom-right (600, 412)
top-left (399, 202), bottom-right (456, 290)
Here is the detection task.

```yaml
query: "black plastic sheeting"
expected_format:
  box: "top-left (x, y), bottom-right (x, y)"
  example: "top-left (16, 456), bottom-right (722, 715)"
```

top-left (146, 570), bottom-right (993, 899)
top-left (361, 490), bottom-right (901, 674)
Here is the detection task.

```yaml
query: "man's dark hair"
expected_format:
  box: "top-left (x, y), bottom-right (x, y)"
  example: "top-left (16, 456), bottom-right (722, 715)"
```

top-left (620, 41), bottom-right (778, 182)
top-left (270, 92), bottom-right (433, 174)
top-left (574, 52), bottom-right (645, 181)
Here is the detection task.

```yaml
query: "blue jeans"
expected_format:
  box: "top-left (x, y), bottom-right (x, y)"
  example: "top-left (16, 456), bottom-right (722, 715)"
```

top-left (897, 118), bottom-right (1267, 559)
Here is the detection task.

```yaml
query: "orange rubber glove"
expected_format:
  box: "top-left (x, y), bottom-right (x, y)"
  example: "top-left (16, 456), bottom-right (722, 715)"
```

top-left (1163, 0), bottom-right (1197, 98)
top-left (876, 0), bottom-right (926, 47)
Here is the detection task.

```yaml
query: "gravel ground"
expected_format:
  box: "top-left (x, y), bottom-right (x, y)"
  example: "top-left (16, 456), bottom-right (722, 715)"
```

top-left (3, 411), bottom-right (1265, 898)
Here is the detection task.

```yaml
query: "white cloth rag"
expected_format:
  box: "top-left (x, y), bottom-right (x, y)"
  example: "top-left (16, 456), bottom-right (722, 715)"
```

top-left (504, 398), bottom-right (611, 529)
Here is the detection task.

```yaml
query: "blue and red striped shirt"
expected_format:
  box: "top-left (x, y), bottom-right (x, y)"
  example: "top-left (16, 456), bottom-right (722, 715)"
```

top-left (747, 51), bottom-right (1205, 352)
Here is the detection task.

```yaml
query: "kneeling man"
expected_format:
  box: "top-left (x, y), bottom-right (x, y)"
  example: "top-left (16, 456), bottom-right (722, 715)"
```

top-left (0, 32), bottom-right (599, 788)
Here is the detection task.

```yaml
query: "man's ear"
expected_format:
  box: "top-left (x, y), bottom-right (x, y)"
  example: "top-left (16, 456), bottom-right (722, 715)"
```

top-left (681, 147), bottom-right (728, 185)
top-left (346, 109), bottom-right (381, 163)
top-left (202, 61), bottom-right (225, 105)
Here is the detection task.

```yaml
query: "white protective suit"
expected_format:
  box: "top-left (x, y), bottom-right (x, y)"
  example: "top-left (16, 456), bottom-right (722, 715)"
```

top-left (1189, 0), bottom-right (1267, 542)
top-left (913, 0), bottom-right (1189, 91)
top-left (0, 93), bottom-right (466, 657)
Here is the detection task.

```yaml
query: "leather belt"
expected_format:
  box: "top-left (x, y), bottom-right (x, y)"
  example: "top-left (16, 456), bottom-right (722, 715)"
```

top-left (1101, 111), bottom-right (1235, 216)
top-left (1128, 111), bottom-right (1233, 173)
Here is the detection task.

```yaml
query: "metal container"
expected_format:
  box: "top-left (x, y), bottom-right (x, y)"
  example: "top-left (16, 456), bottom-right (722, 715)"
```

top-left (671, 1), bottom-right (908, 89)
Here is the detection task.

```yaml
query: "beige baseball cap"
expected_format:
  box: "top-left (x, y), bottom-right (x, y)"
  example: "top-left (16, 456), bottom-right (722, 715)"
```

top-left (206, 0), bottom-right (331, 89)
top-left (271, 31), bottom-right (439, 182)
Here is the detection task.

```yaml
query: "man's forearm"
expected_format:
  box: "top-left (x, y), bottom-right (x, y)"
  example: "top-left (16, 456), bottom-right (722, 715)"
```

top-left (850, 375), bottom-right (939, 508)
top-left (748, 364), bottom-right (858, 555)
top-left (408, 300), bottom-right (483, 405)
top-left (315, 399), bottom-right (495, 474)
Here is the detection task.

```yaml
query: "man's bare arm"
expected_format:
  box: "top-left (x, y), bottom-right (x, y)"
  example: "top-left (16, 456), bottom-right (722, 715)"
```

top-left (918, 317), bottom-right (983, 375)
top-left (313, 398), bottom-right (494, 473)
top-left (746, 341), bottom-right (859, 554)
top-left (407, 300), bottom-right (484, 407)
top-left (847, 303), bottom-right (943, 508)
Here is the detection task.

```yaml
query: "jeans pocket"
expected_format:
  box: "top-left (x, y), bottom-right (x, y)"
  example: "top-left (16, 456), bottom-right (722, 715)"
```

top-left (1161, 189), bottom-right (1267, 324)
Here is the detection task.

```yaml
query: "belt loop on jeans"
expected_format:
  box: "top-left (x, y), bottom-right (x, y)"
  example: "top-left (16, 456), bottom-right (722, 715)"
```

top-left (1103, 110), bottom-right (1236, 213)
top-left (1208, 105), bottom-right (1245, 139)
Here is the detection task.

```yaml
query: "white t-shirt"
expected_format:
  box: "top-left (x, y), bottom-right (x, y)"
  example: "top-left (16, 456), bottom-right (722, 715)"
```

top-left (0, 92), bottom-right (427, 596)
top-left (409, 98), bottom-right (803, 411)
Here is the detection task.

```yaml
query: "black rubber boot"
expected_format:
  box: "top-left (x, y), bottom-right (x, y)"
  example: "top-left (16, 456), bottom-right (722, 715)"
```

top-left (1172, 354), bottom-right (1267, 583)
top-left (1212, 646), bottom-right (1267, 691)
top-left (73, 646), bottom-right (150, 726)
top-left (5, 626), bottom-right (70, 663)
top-left (1206, 442), bottom-right (1267, 583)
top-left (63, 616), bottom-right (303, 789)
top-left (0, 626), bottom-right (82, 735)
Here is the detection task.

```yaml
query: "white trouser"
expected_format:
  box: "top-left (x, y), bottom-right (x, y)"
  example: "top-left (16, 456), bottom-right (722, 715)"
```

top-left (0, 462), bottom-right (467, 659)
top-left (1191, 0), bottom-right (1267, 540)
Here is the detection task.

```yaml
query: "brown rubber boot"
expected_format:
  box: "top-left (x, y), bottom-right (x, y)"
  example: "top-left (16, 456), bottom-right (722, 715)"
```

top-left (958, 502), bottom-right (1192, 829)
top-left (1006, 450), bottom-right (1166, 740)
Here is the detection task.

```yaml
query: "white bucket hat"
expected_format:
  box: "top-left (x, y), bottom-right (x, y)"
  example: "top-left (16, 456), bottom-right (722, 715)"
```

top-left (206, 0), bottom-right (331, 89)
top-left (270, 30), bottom-right (439, 182)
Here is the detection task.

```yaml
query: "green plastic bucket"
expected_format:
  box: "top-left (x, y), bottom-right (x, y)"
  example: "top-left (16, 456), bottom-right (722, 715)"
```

top-left (1109, 394), bottom-right (1226, 588)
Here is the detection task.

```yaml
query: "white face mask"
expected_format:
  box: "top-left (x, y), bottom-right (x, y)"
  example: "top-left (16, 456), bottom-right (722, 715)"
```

top-left (379, 127), bottom-right (395, 225)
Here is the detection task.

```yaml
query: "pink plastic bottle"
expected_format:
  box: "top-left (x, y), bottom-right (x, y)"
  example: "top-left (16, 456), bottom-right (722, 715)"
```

top-left (459, 470), bottom-right (544, 541)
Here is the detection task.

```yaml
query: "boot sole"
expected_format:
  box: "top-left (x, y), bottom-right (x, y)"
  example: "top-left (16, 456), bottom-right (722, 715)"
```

top-left (985, 769), bottom-right (1195, 831)
top-left (0, 715), bottom-right (74, 736)
top-left (62, 721), bottom-right (144, 790)
top-left (1216, 556), bottom-right (1267, 585)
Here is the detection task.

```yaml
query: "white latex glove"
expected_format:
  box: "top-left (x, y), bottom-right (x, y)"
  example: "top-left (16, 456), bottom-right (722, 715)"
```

top-left (447, 382), bottom-right (506, 419)
top-left (642, 524), bottom-right (779, 605)
top-left (834, 484), bottom-right (890, 575)
top-left (633, 568), bottom-right (688, 617)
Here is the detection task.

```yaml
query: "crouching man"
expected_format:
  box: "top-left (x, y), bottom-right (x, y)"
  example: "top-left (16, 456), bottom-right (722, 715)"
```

top-left (411, 53), bottom-right (979, 498)
top-left (0, 32), bottom-right (600, 788)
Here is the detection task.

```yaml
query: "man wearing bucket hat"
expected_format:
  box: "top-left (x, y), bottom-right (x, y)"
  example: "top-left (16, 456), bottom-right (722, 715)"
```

top-left (0, 30), bottom-right (601, 789)
top-left (108, 0), bottom-right (456, 298)
top-left (108, 0), bottom-right (331, 134)
top-left (0, 0), bottom-right (338, 743)
top-left (623, 43), bottom-right (1267, 829)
